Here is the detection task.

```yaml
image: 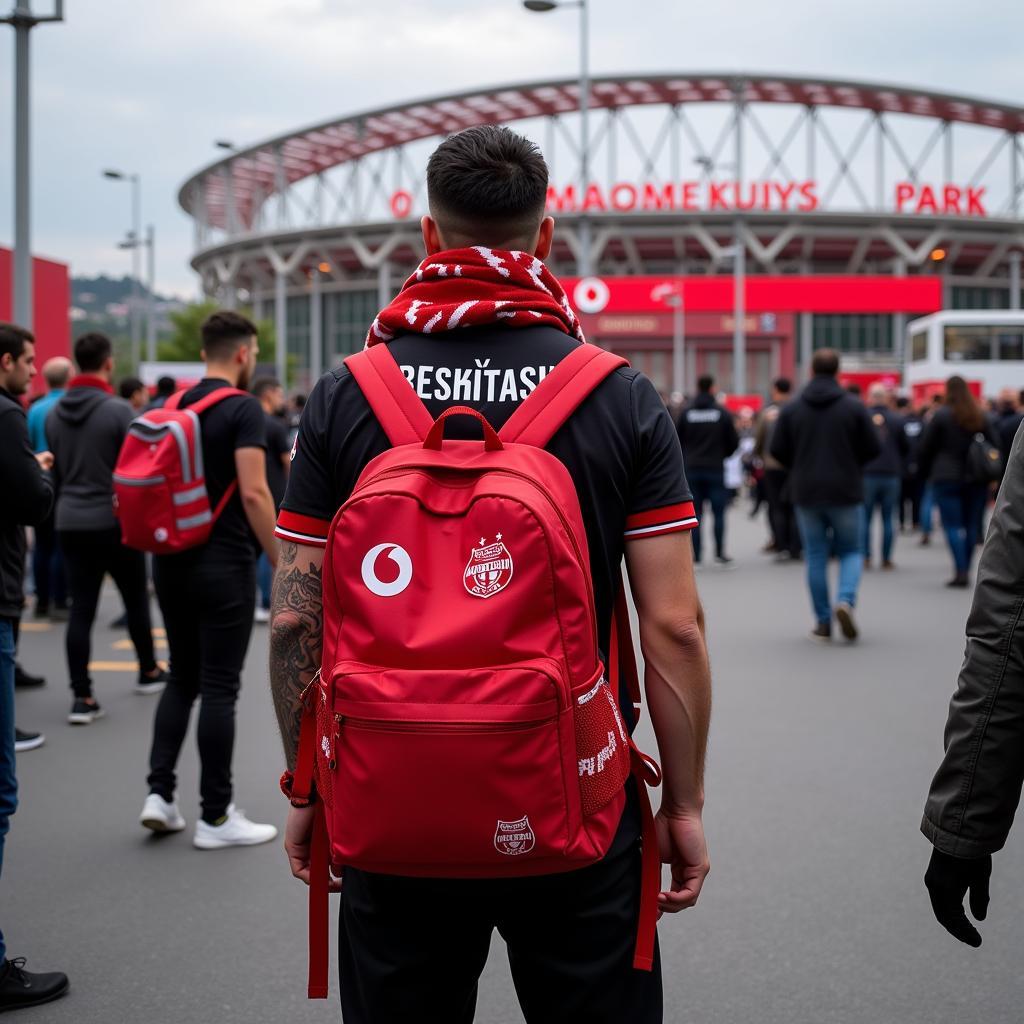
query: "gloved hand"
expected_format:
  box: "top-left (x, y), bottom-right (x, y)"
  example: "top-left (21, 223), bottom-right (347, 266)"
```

top-left (924, 848), bottom-right (992, 947)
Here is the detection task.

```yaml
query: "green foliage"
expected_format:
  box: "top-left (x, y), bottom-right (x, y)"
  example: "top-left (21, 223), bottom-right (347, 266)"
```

top-left (157, 301), bottom-right (277, 364)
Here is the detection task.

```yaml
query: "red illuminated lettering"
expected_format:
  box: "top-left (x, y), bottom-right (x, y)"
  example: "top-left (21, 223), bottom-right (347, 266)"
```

top-left (942, 185), bottom-right (963, 215)
top-left (681, 181), bottom-right (699, 211)
top-left (967, 187), bottom-right (987, 216)
top-left (774, 182), bottom-right (796, 211)
top-left (641, 182), bottom-right (675, 211)
top-left (546, 184), bottom-right (577, 213)
top-left (389, 189), bottom-right (413, 219)
top-left (798, 181), bottom-right (818, 212)
top-left (582, 184), bottom-right (607, 213)
top-left (895, 182), bottom-right (915, 212)
top-left (610, 183), bottom-right (638, 212)
top-left (917, 185), bottom-right (938, 214)
top-left (709, 181), bottom-right (729, 210)
top-left (735, 183), bottom-right (758, 211)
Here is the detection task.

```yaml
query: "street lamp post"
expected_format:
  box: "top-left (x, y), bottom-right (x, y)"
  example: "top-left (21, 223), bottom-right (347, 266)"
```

top-left (103, 168), bottom-right (142, 367)
top-left (523, 0), bottom-right (591, 276)
top-left (117, 223), bottom-right (156, 364)
top-left (2, 0), bottom-right (65, 330)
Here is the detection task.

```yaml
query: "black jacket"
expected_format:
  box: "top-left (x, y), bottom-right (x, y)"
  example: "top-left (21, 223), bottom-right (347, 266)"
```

top-left (900, 413), bottom-right (926, 477)
top-left (46, 381), bottom-right (134, 532)
top-left (0, 388), bottom-right (54, 619)
top-left (769, 375), bottom-right (880, 507)
top-left (675, 392), bottom-right (739, 472)
top-left (862, 405), bottom-right (909, 477)
top-left (917, 406), bottom-right (998, 485)
top-left (996, 409), bottom-right (1023, 472)
top-left (922, 425), bottom-right (1024, 857)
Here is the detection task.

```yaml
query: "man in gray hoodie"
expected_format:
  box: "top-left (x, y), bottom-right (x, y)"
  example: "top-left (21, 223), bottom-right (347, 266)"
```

top-left (46, 333), bottom-right (165, 724)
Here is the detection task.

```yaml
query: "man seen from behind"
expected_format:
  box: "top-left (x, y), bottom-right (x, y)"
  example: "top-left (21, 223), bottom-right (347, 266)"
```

top-left (270, 125), bottom-right (712, 1022)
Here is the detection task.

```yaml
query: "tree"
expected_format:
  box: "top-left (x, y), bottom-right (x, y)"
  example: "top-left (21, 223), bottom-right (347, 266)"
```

top-left (158, 301), bottom-right (277, 365)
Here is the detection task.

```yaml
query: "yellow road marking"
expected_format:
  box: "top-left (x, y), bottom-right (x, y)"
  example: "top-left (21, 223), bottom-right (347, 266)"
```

top-left (19, 622), bottom-right (51, 633)
top-left (112, 638), bottom-right (167, 651)
top-left (88, 661), bottom-right (140, 672)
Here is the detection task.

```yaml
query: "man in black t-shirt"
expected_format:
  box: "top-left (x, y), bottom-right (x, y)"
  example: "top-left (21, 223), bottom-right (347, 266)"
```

top-left (251, 377), bottom-right (290, 622)
top-left (270, 126), bottom-right (712, 1022)
top-left (141, 312), bottom-right (280, 850)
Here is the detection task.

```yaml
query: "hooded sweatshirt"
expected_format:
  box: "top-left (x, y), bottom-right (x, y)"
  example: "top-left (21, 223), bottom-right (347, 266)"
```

top-left (769, 374), bottom-right (881, 507)
top-left (676, 391), bottom-right (740, 472)
top-left (46, 376), bottom-right (134, 532)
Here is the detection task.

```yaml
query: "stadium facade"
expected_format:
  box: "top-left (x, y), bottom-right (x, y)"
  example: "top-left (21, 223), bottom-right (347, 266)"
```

top-left (178, 73), bottom-right (1024, 397)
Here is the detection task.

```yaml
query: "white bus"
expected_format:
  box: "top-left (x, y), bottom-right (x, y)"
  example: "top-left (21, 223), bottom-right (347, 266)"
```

top-left (906, 310), bottom-right (1024, 402)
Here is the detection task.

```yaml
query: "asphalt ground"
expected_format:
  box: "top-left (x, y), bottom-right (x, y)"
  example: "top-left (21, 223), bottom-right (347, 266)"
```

top-left (6, 508), bottom-right (1024, 1024)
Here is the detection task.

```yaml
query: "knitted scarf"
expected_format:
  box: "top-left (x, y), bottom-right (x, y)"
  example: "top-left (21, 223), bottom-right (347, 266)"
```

top-left (366, 247), bottom-right (585, 348)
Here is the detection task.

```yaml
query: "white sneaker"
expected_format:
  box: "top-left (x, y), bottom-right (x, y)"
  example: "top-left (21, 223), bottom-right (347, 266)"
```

top-left (140, 793), bottom-right (186, 833)
top-left (193, 806), bottom-right (278, 850)
top-left (254, 607), bottom-right (270, 624)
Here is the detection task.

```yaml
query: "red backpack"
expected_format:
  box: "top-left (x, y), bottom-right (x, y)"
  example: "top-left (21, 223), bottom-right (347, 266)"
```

top-left (292, 344), bottom-right (663, 997)
top-left (112, 387), bottom-right (248, 554)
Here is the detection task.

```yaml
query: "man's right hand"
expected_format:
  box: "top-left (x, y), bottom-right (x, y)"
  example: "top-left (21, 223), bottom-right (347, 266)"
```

top-left (34, 451), bottom-right (54, 472)
top-left (924, 848), bottom-right (991, 947)
top-left (655, 808), bottom-right (710, 916)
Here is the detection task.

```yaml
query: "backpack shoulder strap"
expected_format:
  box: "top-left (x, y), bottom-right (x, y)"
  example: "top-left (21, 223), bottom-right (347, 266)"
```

top-left (344, 346), bottom-right (434, 446)
top-left (498, 345), bottom-right (628, 448)
top-left (178, 386), bottom-right (250, 416)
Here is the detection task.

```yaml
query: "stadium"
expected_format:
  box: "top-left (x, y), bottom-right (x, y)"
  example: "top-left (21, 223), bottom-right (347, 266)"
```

top-left (178, 72), bottom-right (1024, 398)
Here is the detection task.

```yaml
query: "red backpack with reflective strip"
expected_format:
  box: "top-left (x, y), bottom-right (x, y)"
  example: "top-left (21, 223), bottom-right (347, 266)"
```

top-left (292, 344), bottom-right (663, 997)
top-left (112, 387), bottom-right (247, 554)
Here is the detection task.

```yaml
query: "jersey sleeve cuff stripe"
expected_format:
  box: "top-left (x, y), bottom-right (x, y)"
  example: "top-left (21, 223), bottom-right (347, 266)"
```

top-left (276, 509), bottom-right (330, 539)
top-left (274, 526), bottom-right (329, 547)
top-left (624, 518), bottom-right (699, 539)
top-left (625, 501), bottom-right (696, 531)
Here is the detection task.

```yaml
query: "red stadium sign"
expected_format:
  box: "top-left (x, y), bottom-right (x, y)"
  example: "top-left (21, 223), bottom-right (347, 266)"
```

top-left (388, 181), bottom-right (988, 218)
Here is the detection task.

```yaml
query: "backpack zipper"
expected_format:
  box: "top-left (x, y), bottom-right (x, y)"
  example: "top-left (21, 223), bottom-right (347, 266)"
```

top-left (334, 713), bottom-right (548, 736)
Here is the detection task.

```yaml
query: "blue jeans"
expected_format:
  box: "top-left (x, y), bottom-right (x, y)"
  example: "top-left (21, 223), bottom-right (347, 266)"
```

top-left (920, 484), bottom-right (935, 536)
top-left (862, 475), bottom-right (901, 562)
top-left (257, 553), bottom-right (272, 611)
top-left (688, 468), bottom-right (728, 562)
top-left (0, 617), bottom-right (17, 962)
top-left (932, 481), bottom-right (989, 575)
top-left (795, 505), bottom-right (864, 627)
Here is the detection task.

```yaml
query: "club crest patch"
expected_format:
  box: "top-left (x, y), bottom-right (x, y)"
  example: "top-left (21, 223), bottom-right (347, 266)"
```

top-left (494, 816), bottom-right (535, 857)
top-left (464, 534), bottom-right (514, 599)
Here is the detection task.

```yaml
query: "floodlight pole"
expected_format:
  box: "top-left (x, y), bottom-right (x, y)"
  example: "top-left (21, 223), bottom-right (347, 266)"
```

top-left (3, 1), bottom-right (65, 331)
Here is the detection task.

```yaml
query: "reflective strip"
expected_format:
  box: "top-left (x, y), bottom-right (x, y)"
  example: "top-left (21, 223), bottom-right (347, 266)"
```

top-left (113, 474), bottom-right (166, 487)
top-left (623, 518), bottom-right (699, 537)
top-left (172, 485), bottom-right (207, 506)
top-left (176, 510), bottom-right (212, 531)
top-left (185, 410), bottom-right (204, 480)
top-left (129, 418), bottom-right (195, 484)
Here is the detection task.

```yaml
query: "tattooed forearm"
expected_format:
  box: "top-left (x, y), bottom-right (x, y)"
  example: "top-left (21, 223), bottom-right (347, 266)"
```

top-left (269, 540), bottom-right (324, 769)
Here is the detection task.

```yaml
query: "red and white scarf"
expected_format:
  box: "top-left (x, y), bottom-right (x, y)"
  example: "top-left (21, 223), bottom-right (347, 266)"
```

top-left (366, 247), bottom-right (585, 348)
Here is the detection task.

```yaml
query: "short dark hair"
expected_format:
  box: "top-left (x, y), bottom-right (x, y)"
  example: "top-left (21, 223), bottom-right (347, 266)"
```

top-left (119, 376), bottom-right (145, 400)
top-left (773, 377), bottom-right (792, 395)
top-left (426, 125), bottom-right (549, 248)
top-left (895, 395), bottom-right (910, 409)
top-left (250, 376), bottom-right (281, 400)
top-left (0, 322), bottom-right (33, 364)
top-left (811, 348), bottom-right (840, 376)
top-left (74, 332), bottom-right (113, 372)
top-left (156, 375), bottom-right (176, 397)
top-left (201, 311), bottom-right (257, 362)
top-left (697, 374), bottom-right (715, 394)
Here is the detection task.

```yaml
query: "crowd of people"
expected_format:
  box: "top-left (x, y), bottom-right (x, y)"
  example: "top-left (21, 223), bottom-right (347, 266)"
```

top-left (674, 360), bottom-right (1015, 638)
top-left (0, 123), bottom-right (1022, 1018)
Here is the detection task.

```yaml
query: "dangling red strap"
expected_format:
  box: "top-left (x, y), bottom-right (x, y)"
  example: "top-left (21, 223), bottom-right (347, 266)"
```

top-left (613, 577), bottom-right (642, 713)
top-left (292, 705), bottom-right (318, 803)
top-left (307, 803), bottom-right (330, 998)
top-left (630, 741), bottom-right (663, 972)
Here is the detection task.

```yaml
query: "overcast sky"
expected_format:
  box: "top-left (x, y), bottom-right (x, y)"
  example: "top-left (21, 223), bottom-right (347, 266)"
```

top-left (0, 0), bottom-right (1022, 298)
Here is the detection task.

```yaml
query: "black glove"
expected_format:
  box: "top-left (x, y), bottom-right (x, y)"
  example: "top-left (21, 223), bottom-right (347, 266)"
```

top-left (924, 848), bottom-right (992, 947)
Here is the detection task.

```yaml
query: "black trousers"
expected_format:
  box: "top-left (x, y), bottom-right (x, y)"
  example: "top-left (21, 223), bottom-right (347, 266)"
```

top-left (32, 513), bottom-right (66, 611)
top-left (338, 842), bottom-right (663, 1023)
top-left (148, 556), bottom-right (255, 822)
top-left (900, 476), bottom-right (924, 530)
top-left (59, 527), bottom-right (157, 698)
top-left (763, 468), bottom-right (801, 557)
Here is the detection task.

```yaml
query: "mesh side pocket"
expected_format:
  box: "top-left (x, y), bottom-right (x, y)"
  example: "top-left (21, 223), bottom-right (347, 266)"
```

top-left (574, 676), bottom-right (631, 818)
top-left (314, 681), bottom-right (335, 812)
